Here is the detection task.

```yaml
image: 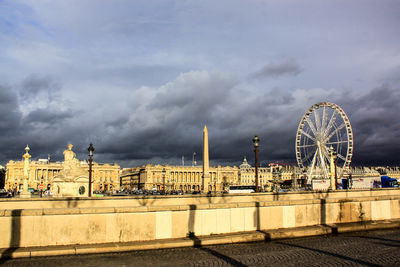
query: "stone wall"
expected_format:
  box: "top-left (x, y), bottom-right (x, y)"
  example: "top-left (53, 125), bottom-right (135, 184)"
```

top-left (0, 189), bottom-right (399, 249)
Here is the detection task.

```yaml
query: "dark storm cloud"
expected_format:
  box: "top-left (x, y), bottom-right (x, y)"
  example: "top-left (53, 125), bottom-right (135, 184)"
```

top-left (19, 74), bottom-right (61, 102)
top-left (0, 76), bottom-right (82, 165)
top-left (1, 70), bottom-right (280, 167)
top-left (3, 70), bottom-right (399, 169)
top-left (248, 59), bottom-right (303, 80)
top-left (152, 72), bottom-right (235, 103)
top-left (2, 73), bottom-right (399, 169)
top-left (23, 108), bottom-right (74, 125)
top-left (203, 83), bottom-right (400, 167)
top-left (99, 71), bottom-right (240, 161)
top-left (0, 85), bottom-right (25, 162)
top-left (149, 71), bottom-right (238, 123)
top-left (97, 72), bottom-right (301, 167)
top-left (0, 85), bottom-right (22, 134)
top-left (337, 85), bottom-right (400, 165)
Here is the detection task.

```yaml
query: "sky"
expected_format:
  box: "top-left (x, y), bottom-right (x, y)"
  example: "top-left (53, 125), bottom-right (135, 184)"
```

top-left (0, 0), bottom-right (400, 168)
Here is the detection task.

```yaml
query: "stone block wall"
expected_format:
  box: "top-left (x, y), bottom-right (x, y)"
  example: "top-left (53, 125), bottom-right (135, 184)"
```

top-left (0, 189), bottom-right (399, 249)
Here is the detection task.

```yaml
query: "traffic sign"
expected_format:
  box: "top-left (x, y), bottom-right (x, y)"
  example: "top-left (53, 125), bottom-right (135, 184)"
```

top-left (38, 184), bottom-right (44, 190)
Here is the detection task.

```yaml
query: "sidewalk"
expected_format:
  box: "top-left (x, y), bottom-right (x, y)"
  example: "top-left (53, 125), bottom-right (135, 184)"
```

top-left (1, 219), bottom-right (399, 259)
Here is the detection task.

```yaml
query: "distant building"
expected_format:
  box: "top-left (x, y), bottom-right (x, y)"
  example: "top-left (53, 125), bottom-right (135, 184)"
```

top-left (4, 146), bottom-right (120, 192)
top-left (121, 157), bottom-right (306, 192)
top-left (239, 157), bottom-right (303, 190)
top-left (119, 126), bottom-right (305, 192)
top-left (120, 166), bottom-right (141, 190)
top-left (121, 164), bottom-right (239, 192)
top-left (348, 166), bottom-right (381, 178)
top-left (380, 167), bottom-right (400, 178)
top-left (0, 165), bottom-right (5, 189)
top-left (239, 157), bottom-right (270, 187)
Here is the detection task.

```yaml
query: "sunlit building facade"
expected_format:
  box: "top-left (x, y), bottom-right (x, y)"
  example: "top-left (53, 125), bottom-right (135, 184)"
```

top-left (121, 164), bottom-right (239, 192)
top-left (4, 148), bottom-right (120, 192)
top-left (121, 158), bottom-right (303, 192)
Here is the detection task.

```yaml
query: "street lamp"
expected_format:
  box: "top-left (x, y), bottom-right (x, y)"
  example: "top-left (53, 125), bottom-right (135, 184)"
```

top-left (88, 143), bottom-right (95, 197)
top-left (252, 135), bottom-right (260, 193)
top-left (162, 168), bottom-right (166, 194)
top-left (40, 176), bottom-right (44, 198)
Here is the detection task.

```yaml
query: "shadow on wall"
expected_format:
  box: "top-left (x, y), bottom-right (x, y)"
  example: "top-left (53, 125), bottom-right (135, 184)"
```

top-left (187, 193), bottom-right (229, 241)
top-left (0, 209), bottom-right (22, 264)
top-left (321, 199), bottom-right (327, 225)
top-left (65, 197), bottom-right (79, 208)
top-left (188, 205), bottom-right (201, 247)
top-left (137, 196), bottom-right (156, 207)
top-left (203, 191), bottom-right (229, 204)
top-left (320, 195), bottom-right (340, 234)
top-left (255, 202), bottom-right (260, 231)
top-left (187, 204), bottom-right (247, 266)
top-left (273, 192), bottom-right (280, 201)
top-left (254, 201), bottom-right (272, 242)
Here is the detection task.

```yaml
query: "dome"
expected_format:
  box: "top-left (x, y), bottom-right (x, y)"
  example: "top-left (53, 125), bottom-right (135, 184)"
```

top-left (239, 156), bottom-right (251, 169)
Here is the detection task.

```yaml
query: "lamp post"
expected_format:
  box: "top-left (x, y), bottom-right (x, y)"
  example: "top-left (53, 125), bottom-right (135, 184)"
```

top-left (162, 168), bottom-right (166, 194)
top-left (88, 143), bottom-right (95, 197)
top-left (253, 135), bottom-right (260, 193)
top-left (40, 176), bottom-right (44, 198)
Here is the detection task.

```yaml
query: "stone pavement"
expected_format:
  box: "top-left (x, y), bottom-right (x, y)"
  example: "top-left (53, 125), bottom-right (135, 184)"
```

top-left (2, 228), bottom-right (400, 266)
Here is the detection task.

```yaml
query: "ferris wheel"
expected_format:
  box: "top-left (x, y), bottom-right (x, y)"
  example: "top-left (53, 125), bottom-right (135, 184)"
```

top-left (295, 102), bottom-right (353, 182)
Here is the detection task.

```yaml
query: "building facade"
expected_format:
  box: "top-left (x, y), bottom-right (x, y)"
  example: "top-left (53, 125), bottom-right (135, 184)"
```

top-left (238, 157), bottom-right (302, 190)
top-left (0, 165), bottom-right (5, 189)
top-left (4, 146), bottom-right (120, 192)
top-left (120, 158), bottom-right (305, 193)
top-left (121, 164), bottom-right (239, 192)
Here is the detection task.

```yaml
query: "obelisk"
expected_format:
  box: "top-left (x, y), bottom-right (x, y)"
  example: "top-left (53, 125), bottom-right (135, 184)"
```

top-left (202, 125), bottom-right (210, 193)
top-left (20, 145), bottom-right (31, 198)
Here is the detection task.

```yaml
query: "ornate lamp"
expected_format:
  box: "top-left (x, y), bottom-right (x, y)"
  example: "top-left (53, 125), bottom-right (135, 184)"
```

top-left (88, 144), bottom-right (95, 197)
top-left (252, 135), bottom-right (260, 192)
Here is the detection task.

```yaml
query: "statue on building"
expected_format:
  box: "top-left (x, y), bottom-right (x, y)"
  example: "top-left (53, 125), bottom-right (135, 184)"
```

top-left (63, 144), bottom-right (77, 163)
top-left (61, 144), bottom-right (85, 181)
